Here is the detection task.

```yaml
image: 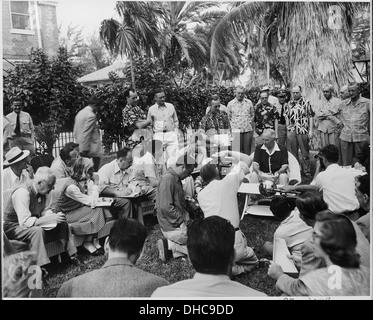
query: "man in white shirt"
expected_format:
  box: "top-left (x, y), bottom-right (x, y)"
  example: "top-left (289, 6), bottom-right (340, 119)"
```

top-left (50, 144), bottom-right (79, 179)
top-left (98, 147), bottom-right (156, 223)
top-left (198, 150), bottom-right (259, 276)
top-left (152, 216), bottom-right (267, 297)
top-left (147, 89), bottom-right (179, 160)
top-left (3, 146), bottom-right (32, 191)
top-left (281, 144), bottom-right (360, 219)
top-left (3, 167), bottom-right (77, 267)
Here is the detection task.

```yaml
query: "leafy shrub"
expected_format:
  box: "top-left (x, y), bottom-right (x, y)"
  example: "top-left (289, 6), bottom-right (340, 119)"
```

top-left (3, 48), bottom-right (89, 154)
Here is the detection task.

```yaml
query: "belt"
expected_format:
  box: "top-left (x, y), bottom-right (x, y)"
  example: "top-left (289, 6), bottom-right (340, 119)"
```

top-left (234, 227), bottom-right (240, 232)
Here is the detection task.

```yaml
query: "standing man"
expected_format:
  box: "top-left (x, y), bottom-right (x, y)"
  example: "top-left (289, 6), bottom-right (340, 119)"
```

top-left (257, 85), bottom-right (281, 111)
top-left (122, 87), bottom-right (151, 149)
top-left (156, 153), bottom-right (196, 262)
top-left (337, 82), bottom-right (370, 166)
top-left (340, 84), bottom-right (350, 100)
top-left (200, 96), bottom-right (231, 136)
top-left (74, 97), bottom-right (103, 172)
top-left (284, 86), bottom-right (314, 177)
top-left (50, 144), bottom-right (79, 179)
top-left (3, 167), bottom-right (77, 267)
top-left (317, 84), bottom-right (342, 148)
top-left (253, 90), bottom-right (279, 146)
top-left (227, 85), bottom-right (254, 156)
top-left (205, 94), bottom-right (227, 114)
top-left (3, 147), bottom-right (32, 191)
top-left (6, 97), bottom-right (35, 157)
top-left (277, 90), bottom-right (289, 148)
top-left (147, 88), bottom-right (179, 160)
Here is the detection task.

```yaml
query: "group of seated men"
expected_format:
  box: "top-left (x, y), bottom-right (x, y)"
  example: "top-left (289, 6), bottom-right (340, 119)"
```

top-left (2, 121), bottom-right (370, 297)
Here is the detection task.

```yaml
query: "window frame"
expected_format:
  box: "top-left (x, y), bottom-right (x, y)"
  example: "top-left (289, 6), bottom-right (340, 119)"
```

top-left (10, 1), bottom-right (35, 35)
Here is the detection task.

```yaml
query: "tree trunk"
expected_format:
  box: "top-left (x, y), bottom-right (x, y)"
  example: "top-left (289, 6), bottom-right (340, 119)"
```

top-left (130, 56), bottom-right (136, 90)
top-left (266, 55), bottom-right (270, 85)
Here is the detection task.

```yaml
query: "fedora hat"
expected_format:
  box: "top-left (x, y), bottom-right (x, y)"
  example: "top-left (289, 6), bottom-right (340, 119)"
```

top-left (4, 146), bottom-right (30, 166)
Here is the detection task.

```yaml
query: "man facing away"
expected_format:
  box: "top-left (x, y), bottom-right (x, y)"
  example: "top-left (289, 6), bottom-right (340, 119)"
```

top-left (227, 85), bottom-right (254, 156)
top-left (198, 150), bottom-right (259, 276)
top-left (58, 218), bottom-right (168, 297)
top-left (152, 215), bottom-right (267, 297)
top-left (73, 97), bottom-right (103, 172)
top-left (147, 88), bottom-right (180, 160)
top-left (3, 167), bottom-right (77, 267)
top-left (281, 144), bottom-right (360, 220)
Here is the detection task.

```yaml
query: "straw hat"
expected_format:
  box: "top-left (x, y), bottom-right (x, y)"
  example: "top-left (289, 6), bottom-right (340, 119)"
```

top-left (3, 146), bottom-right (30, 166)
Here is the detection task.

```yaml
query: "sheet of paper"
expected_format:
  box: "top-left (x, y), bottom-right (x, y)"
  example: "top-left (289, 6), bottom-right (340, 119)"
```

top-left (273, 236), bottom-right (298, 274)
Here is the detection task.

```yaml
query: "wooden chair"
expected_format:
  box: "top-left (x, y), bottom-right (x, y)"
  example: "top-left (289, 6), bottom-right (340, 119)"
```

top-left (30, 154), bottom-right (55, 172)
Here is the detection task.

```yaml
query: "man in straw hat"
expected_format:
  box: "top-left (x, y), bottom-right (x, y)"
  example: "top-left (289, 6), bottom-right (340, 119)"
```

top-left (3, 146), bottom-right (33, 191)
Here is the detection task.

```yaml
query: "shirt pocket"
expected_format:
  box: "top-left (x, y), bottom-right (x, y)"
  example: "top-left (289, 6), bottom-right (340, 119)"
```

top-left (21, 120), bottom-right (31, 133)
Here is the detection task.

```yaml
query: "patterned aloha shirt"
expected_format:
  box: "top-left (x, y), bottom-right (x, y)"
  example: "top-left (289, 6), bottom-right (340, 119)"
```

top-left (254, 102), bottom-right (279, 135)
top-left (284, 97), bottom-right (315, 134)
top-left (226, 98), bottom-right (254, 132)
top-left (122, 104), bottom-right (148, 148)
top-left (199, 110), bottom-right (231, 136)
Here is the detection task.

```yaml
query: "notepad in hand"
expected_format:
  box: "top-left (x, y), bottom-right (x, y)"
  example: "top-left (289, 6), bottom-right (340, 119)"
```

top-left (273, 236), bottom-right (298, 274)
top-left (95, 197), bottom-right (114, 207)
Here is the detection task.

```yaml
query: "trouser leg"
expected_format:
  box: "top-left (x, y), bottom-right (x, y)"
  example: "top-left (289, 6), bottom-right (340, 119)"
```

top-left (241, 131), bottom-right (253, 156)
top-left (297, 134), bottom-right (311, 175)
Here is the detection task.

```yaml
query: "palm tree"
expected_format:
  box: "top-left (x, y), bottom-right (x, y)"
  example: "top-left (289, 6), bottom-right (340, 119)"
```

top-left (211, 2), bottom-right (368, 92)
top-left (157, 1), bottom-right (223, 86)
top-left (99, 1), bottom-right (163, 89)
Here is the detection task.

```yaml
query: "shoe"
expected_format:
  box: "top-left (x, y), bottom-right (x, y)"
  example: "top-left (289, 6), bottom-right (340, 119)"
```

top-left (83, 241), bottom-right (97, 254)
top-left (92, 238), bottom-right (101, 250)
top-left (157, 239), bottom-right (172, 262)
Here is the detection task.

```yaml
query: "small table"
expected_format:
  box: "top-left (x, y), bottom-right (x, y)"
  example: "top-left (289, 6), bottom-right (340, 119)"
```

top-left (238, 183), bottom-right (283, 219)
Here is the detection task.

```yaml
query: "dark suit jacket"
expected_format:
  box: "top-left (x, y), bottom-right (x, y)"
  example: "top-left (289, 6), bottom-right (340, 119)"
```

top-left (73, 106), bottom-right (102, 157)
top-left (57, 257), bottom-right (169, 298)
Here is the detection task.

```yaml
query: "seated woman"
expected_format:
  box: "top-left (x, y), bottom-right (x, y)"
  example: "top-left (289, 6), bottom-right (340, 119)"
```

top-left (268, 210), bottom-right (370, 296)
top-left (262, 196), bottom-right (312, 266)
top-left (53, 157), bottom-right (107, 255)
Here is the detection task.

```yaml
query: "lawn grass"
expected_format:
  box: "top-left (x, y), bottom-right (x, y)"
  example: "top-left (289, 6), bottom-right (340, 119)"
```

top-left (42, 152), bottom-right (317, 298)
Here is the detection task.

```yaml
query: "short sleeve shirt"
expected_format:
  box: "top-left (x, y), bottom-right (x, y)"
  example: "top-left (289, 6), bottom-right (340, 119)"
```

top-left (226, 98), bottom-right (254, 132)
top-left (254, 102), bottom-right (279, 135)
top-left (284, 97), bottom-right (315, 134)
top-left (253, 143), bottom-right (288, 173)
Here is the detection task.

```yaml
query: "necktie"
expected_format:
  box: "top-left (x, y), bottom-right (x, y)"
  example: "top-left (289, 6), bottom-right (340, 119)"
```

top-left (14, 113), bottom-right (21, 135)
